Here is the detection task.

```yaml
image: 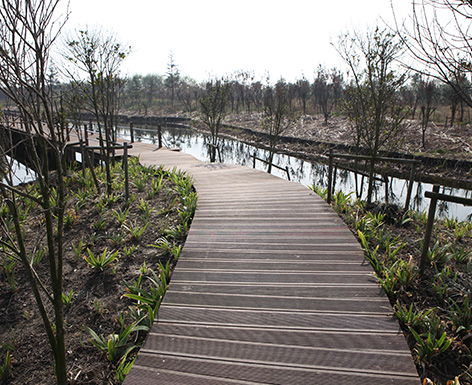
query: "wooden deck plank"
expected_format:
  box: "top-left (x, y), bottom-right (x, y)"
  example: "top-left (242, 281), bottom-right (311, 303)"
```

top-left (123, 147), bottom-right (419, 385)
top-left (126, 361), bottom-right (418, 385)
top-left (157, 305), bottom-right (404, 332)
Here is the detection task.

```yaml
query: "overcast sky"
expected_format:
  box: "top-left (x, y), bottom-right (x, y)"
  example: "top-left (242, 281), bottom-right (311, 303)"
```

top-left (62, 0), bottom-right (413, 83)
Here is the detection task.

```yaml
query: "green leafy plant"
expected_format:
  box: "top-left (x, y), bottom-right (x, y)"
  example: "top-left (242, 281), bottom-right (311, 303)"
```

top-left (72, 240), bottom-right (84, 260)
top-left (88, 232), bottom-right (106, 246)
top-left (64, 208), bottom-right (77, 228)
top-left (151, 173), bottom-right (165, 196)
top-left (30, 246), bottom-right (46, 266)
top-left (109, 232), bottom-right (125, 247)
top-left (432, 266), bottom-right (457, 299)
top-left (449, 242), bottom-right (472, 264)
top-left (62, 289), bottom-right (73, 313)
top-left (133, 173), bottom-right (148, 192)
top-left (152, 237), bottom-right (182, 260)
top-left (124, 268), bottom-right (168, 325)
top-left (92, 216), bottom-right (107, 231)
top-left (1, 330), bottom-right (16, 352)
top-left (177, 192), bottom-right (198, 225)
top-left (2, 259), bottom-right (17, 293)
top-left (84, 319), bottom-right (146, 364)
top-left (138, 198), bottom-right (153, 222)
top-left (123, 244), bottom-right (138, 258)
top-left (95, 196), bottom-right (109, 215)
top-left (106, 193), bottom-right (120, 205)
top-left (393, 301), bottom-right (433, 331)
top-left (453, 222), bottom-right (470, 241)
top-left (332, 190), bottom-right (353, 213)
top-left (115, 350), bottom-right (136, 382)
top-left (93, 298), bottom-right (103, 315)
top-left (112, 207), bottom-right (130, 227)
top-left (410, 328), bottom-right (451, 364)
top-left (0, 351), bottom-right (13, 380)
top-left (158, 260), bottom-right (172, 285)
top-left (448, 295), bottom-right (472, 336)
top-left (124, 221), bottom-right (148, 241)
top-left (84, 248), bottom-right (119, 271)
top-left (394, 210), bottom-right (413, 227)
top-left (428, 240), bottom-right (453, 269)
top-left (358, 230), bottom-right (383, 274)
top-left (393, 256), bottom-right (417, 288)
top-left (309, 185), bottom-right (328, 200)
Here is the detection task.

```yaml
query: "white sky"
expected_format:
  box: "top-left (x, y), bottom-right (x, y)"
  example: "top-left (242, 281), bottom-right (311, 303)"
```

top-left (61, 0), bottom-right (413, 83)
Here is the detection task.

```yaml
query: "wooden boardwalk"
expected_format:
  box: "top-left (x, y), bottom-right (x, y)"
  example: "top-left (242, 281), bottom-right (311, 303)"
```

top-left (123, 145), bottom-right (419, 385)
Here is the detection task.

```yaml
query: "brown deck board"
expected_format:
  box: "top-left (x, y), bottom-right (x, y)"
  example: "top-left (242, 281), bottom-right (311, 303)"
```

top-left (123, 147), bottom-right (419, 384)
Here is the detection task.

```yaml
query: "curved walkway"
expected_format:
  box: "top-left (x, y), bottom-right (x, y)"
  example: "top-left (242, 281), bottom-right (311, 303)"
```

top-left (124, 145), bottom-right (419, 385)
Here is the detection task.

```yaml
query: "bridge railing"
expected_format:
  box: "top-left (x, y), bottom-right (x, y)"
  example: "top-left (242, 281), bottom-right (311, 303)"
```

top-left (420, 186), bottom-right (472, 273)
top-left (251, 152), bottom-right (291, 181)
top-left (327, 151), bottom-right (421, 211)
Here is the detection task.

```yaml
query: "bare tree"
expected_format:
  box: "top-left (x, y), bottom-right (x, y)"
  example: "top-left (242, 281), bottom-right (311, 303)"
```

top-left (418, 77), bottom-right (437, 148)
top-left (313, 65), bottom-right (344, 124)
top-left (165, 51), bottom-right (180, 107)
top-left (336, 27), bottom-right (408, 203)
top-left (262, 79), bottom-right (296, 173)
top-left (394, 0), bottom-right (472, 106)
top-left (0, 1), bottom-right (69, 383)
top-left (296, 76), bottom-right (311, 116)
top-left (64, 28), bottom-right (130, 195)
top-left (199, 79), bottom-right (231, 162)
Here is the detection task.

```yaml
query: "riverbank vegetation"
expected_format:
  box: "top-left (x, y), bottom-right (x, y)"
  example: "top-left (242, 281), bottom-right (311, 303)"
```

top-left (0, 159), bottom-right (196, 384)
top-left (313, 186), bottom-right (472, 384)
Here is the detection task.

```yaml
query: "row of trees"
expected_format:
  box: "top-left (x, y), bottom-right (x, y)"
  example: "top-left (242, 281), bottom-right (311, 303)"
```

top-left (120, 67), bottom-right (470, 125)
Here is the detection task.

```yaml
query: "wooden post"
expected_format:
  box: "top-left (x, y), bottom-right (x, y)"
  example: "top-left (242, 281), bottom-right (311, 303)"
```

top-left (285, 166), bottom-right (291, 181)
top-left (130, 122), bottom-right (134, 143)
top-left (404, 163), bottom-right (417, 211)
top-left (124, 142), bottom-right (129, 205)
top-left (419, 185), bottom-right (440, 274)
top-left (158, 125), bottom-right (162, 148)
top-left (327, 150), bottom-right (333, 204)
top-left (80, 140), bottom-right (86, 178)
top-left (333, 165), bottom-right (338, 194)
top-left (384, 174), bottom-right (389, 205)
top-left (253, 151), bottom-right (256, 169)
top-left (84, 124), bottom-right (88, 146)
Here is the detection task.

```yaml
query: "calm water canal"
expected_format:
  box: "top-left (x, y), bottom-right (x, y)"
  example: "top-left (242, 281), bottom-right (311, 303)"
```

top-left (117, 125), bottom-right (472, 221)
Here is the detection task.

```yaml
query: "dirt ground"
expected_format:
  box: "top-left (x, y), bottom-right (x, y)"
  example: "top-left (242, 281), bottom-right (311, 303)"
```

top-left (222, 112), bottom-right (472, 160)
top-left (0, 166), bottom-right (186, 384)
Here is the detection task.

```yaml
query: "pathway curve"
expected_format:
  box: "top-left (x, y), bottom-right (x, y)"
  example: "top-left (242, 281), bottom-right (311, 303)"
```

top-left (123, 145), bottom-right (419, 385)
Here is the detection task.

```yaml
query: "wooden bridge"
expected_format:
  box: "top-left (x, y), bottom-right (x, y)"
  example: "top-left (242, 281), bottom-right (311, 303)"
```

top-left (121, 143), bottom-right (419, 385)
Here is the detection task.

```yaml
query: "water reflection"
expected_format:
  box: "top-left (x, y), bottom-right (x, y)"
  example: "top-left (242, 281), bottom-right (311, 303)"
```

top-left (3, 157), bottom-right (36, 186)
top-left (116, 125), bottom-right (472, 221)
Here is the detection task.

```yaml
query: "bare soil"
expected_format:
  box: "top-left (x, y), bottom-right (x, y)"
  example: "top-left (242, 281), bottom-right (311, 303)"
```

top-left (0, 165), bottom-right (187, 384)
